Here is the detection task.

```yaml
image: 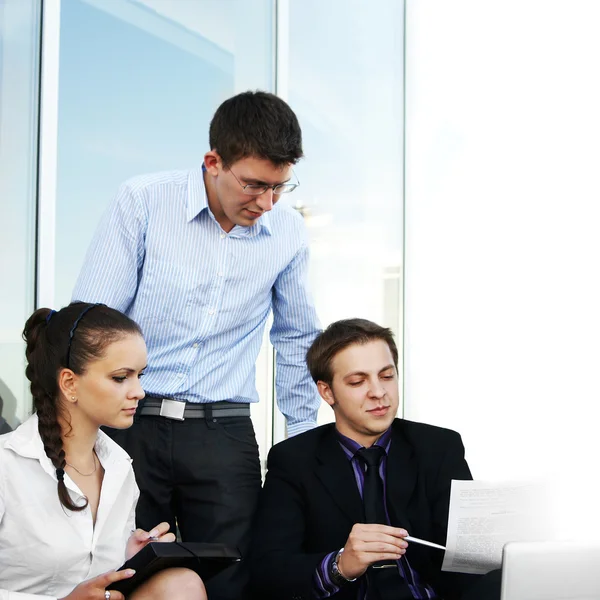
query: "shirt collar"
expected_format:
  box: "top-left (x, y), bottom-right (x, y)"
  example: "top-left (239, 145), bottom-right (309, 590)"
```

top-left (336, 426), bottom-right (393, 459)
top-left (186, 165), bottom-right (209, 222)
top-left (186, 164), bottom-right (273, 236)
top-left (255, 209), bottom-right (273, 235)
top-left (5, 413), bottom-right (132, 474)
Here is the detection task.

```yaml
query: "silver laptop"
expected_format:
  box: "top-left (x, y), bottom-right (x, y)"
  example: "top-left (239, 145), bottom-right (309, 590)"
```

top-left (501, 540), bottom-right (600, 600)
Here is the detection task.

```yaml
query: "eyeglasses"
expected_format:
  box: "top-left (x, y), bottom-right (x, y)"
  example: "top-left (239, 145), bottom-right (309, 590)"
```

top-left (229, 168), bottom-right (300, 196)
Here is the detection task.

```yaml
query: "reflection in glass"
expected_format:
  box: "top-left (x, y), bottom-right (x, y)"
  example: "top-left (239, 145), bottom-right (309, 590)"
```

top-left (55, 0), bottom-right (273, 308)
top-left (0, 0), bottom-right (41, 426)
top-left (53, 0), bottom-right (274, 459)
top-left (286, 0), bottom-right (405, 424)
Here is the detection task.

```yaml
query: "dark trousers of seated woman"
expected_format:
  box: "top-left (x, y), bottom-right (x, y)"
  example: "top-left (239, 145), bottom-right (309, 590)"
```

top-left (106, 409), bottom-right (261, 600)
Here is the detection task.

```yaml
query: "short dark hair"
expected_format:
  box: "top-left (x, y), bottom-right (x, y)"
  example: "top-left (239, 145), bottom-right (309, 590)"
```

top-left (306, 318), bottom-right (399, 386)
top-left (209, 90), bottom-right (303, 168)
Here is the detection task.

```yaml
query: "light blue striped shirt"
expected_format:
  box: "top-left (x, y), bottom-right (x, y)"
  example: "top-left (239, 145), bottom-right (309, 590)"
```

top-left (73, 166), bottom-right (321, 435)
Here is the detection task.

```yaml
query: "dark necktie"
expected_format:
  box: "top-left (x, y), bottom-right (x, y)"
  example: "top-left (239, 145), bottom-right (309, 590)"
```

top-left (356, 446), bottom-right (414, 600)
top-left (357, 446), bottom-right (388, 525)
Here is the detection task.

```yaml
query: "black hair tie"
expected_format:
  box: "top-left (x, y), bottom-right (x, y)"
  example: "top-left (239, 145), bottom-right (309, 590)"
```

top-left (56, 468), bottom-right (65, 481)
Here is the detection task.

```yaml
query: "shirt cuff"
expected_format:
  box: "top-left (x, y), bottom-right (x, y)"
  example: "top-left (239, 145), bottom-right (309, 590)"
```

top-left (313, 551), bottom-right (341, 598)
top-left (287, 420), bottom-right (318, 437)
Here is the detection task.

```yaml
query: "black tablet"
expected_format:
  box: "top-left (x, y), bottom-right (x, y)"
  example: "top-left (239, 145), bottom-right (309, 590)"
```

top-left (107, 542), bottom-right (241, 595)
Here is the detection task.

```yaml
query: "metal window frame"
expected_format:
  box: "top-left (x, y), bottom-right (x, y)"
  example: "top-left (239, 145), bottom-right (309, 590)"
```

top-left (271, 0), bottom-right (290, 444)
top-left (36, 0), bottom-right (61, 309)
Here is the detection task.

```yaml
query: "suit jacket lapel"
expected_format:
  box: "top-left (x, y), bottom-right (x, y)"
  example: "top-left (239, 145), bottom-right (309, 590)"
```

top-left (385, 421), bottom-right (417, 532)
top-left (315, 429), bottom-right (364, 525)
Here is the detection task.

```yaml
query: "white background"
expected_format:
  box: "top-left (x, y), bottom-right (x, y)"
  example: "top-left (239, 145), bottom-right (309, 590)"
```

top-left (404, 0), bottom-right (600, 538)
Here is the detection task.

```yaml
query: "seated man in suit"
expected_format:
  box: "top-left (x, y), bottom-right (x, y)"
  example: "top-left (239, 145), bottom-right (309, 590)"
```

top-left (251, 318), bottom-right (500, 600)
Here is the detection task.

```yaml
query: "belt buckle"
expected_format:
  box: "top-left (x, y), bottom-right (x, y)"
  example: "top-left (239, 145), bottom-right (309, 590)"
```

top-left (159, 399), bottom-right (186, 421)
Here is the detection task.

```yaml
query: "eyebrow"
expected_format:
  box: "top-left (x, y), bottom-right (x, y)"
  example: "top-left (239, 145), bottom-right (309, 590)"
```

top-left (242, 175), bottom-right (292, 186)
top-left (343, 364), bottom-right (395, 379)
top-left (110, 365), bottom-right (147, 374)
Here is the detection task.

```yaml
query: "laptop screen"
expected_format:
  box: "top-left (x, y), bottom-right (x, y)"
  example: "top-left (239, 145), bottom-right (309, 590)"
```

top-left (501, 540), bottom-right (600, 600)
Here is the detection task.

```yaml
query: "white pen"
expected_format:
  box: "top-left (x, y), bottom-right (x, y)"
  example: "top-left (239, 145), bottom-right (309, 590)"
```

top-left (404, 535), bottom-right (446, 550)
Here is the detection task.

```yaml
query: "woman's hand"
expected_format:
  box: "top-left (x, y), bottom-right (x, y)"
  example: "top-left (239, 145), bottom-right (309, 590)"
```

top-left (125, 521), bottom-right (176, 560)
top-left (59, 569), bottom-right (135, 600)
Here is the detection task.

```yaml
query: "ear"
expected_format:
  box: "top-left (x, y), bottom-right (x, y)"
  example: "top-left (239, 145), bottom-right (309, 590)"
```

top-left (57, 368), bottom-right (79, 405)
top-left (317, 381), bottom-right (335, 408)
top-left (203, 151), bottom-right (221, 177)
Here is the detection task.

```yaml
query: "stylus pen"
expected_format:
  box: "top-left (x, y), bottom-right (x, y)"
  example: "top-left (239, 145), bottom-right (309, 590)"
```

top-left (404, 535), bottom-right (446, 550)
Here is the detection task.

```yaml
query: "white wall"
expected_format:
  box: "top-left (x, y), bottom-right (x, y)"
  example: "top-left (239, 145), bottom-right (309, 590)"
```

top-left (404, 0), bottom-right (600, 537)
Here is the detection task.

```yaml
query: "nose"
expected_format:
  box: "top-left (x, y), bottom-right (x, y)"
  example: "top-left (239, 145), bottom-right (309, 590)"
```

top-left (130, 378), bottom-right (146, 401)
top-left (255, 188), bottom-right (275, 212)
top-left (368, 379), bottom-right (386, 399)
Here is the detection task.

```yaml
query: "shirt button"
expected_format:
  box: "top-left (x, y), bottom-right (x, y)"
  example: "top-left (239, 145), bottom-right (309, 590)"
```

top-left (217, 271), bottom-right (223, 277)
top-left (220, 233), bottom-right (226, 239)
top-left (208, 308), bottom-right (215, 315)
top-left (193, 343), bottom-right (199, 348)
top-left (178, 373), bottom-right (185, 378)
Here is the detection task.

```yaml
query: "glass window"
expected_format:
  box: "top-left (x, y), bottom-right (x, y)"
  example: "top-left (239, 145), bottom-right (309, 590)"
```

top-left (51, 0), bottom-right (274, 462)
top-left (54, 0), bottom-right (273, 308)
top-left (0, 0), bottom-right (42, 427)
top-left (285, 0), bottom-right (405, 424)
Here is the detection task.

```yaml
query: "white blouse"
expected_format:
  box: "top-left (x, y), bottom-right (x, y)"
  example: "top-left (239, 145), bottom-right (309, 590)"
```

top-left (0, 414), bottom-right (139, 600)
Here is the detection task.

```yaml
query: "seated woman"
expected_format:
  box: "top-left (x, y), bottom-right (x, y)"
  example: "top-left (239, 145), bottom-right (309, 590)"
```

top-left (0, 302), bottom-right (206, 600)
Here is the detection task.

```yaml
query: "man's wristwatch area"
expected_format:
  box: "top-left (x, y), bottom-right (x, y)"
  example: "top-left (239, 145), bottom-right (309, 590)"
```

top-left (329, 548), bottom-right (358, 586)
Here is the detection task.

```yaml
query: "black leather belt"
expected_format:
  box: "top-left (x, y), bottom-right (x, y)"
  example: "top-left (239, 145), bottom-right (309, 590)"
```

top-left (140, 397), bottom-right (251, 420)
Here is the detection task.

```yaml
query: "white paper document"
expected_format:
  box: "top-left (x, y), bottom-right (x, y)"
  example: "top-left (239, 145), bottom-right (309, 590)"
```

top-left (441, 480), bottom-right (549, 575)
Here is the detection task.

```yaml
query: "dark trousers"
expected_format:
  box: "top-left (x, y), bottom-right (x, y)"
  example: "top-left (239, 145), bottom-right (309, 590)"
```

top-left (107, 413), bottom-right (262, 600)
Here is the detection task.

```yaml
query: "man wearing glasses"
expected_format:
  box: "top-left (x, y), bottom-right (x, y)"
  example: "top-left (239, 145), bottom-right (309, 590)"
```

top-left (72, 91), bottom-right (320, 600)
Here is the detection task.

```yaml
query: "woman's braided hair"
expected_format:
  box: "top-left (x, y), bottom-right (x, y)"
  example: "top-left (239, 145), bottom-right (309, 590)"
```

top-left (22, 302), bottom-right (142, 511)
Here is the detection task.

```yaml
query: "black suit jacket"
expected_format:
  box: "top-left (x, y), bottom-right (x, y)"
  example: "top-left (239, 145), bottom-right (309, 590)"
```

top-left (250, 418), bottom-right (481, 600)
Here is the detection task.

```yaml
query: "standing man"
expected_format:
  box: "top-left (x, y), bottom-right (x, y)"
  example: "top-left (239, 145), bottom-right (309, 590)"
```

top-left (73, 91), bottom-right (321, 600)
top-left (250, 319), bottom-right (501, 600)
